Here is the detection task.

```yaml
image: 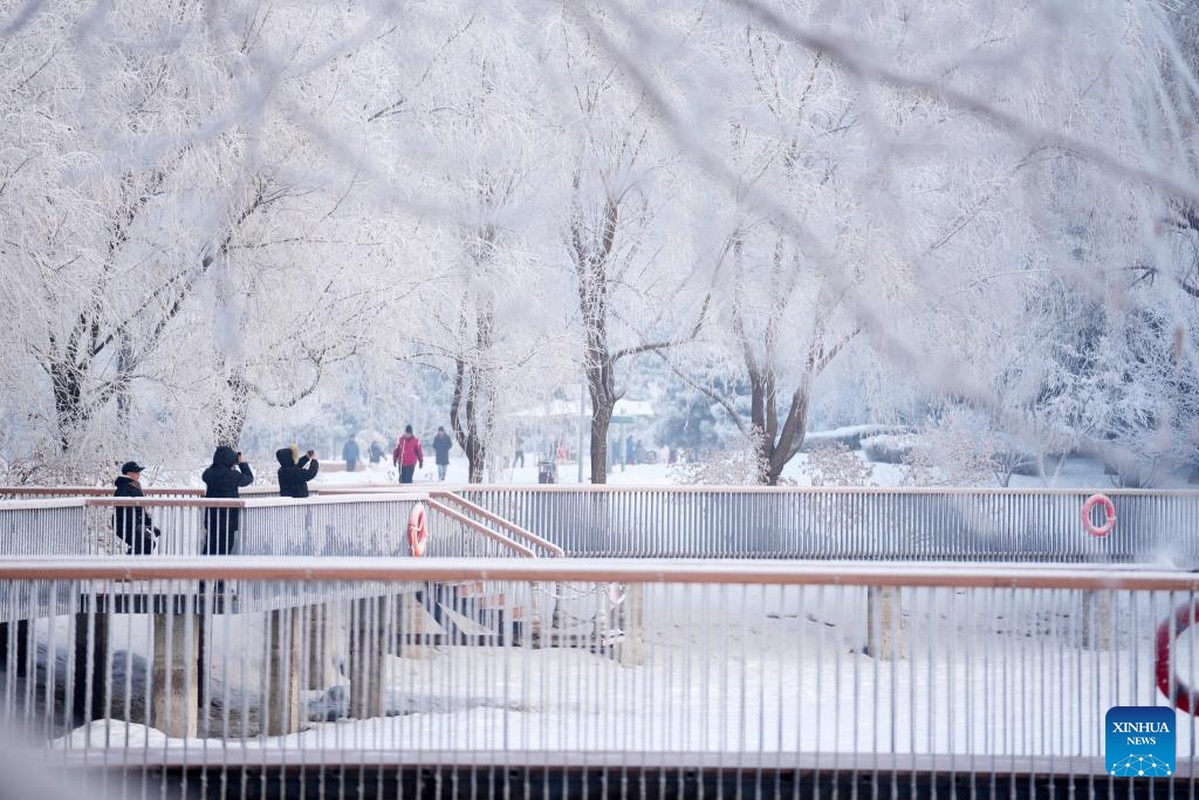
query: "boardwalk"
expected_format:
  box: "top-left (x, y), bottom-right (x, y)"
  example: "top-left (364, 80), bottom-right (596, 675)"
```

top-left (0, 487), bottom-right (1196, 797)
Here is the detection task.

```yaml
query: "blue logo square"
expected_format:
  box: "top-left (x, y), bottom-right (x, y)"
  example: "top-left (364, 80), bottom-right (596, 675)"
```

top-left (1106, 706), bottom-right (1175, 777)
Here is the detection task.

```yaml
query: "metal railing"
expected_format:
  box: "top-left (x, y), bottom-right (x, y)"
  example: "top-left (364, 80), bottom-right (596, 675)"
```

top-left (0, 494), bottom-right (544, 624)
top-left (0, 493), bottom-right (537, 559)
top-left (429, 491), bottom-right (564, 558)
top-left (0, 486), bottom-right (284, 499)
top-left (80, 495), bottom-right (430, 558)
top-left (455, 485), bottom-right (1199, 562)
top-left (0, 558), bottom-right (1193, 797)
top-left (0, 499), bottom-right (88, 555)
top-left (12, 484), bottom-right (1199, 562)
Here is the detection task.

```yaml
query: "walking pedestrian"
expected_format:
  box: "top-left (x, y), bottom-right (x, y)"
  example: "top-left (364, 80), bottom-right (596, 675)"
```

top-left (392, 425), bottom-right (424, 484)
top-left (432, 426), bottom-right (453, 481)
top-left (342, 436), bottom-right (360, 473)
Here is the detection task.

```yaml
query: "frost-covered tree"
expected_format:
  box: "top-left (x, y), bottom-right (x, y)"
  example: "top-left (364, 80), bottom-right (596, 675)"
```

top-left (638, 0), bottom-right (1196, 485)
top-left (2, 0), bottom-right (1198, 489)
top-left (365, 3), bottom-right (567, 482)
top-left (537, 3), bottom-right (711, 484)
top-left (0, 2), bottom-right (409, 481)
top-left (0, 2), bottom-right (265, 477)
top-left (907, 2), bottom-right (1199, 486)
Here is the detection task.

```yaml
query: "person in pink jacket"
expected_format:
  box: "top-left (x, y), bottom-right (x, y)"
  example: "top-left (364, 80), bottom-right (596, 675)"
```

top-left (392, 424), bottom-right (424, 484)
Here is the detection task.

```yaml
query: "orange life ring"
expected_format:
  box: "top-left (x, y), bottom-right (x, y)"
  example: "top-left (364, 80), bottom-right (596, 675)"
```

top-left (1156, 599), bottom-right (1199, 714)
top-left (407, 503), bottom-right (428, 557)
top-left (1080, 493), bottom-right (1116, 537)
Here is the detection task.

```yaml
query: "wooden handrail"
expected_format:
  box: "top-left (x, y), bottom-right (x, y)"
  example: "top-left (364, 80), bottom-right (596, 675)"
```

top-left (425, 499), bottom-right (538, 559)
top-left (0, 556), bottom-right (1194, 590)
top-left (430, 491), bottom-right (564, 557)
top-left (11, 484), bottom-right (1199, 497)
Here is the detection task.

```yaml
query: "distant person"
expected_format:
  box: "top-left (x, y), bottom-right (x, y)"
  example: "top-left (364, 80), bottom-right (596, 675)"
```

top-left (392, 425), bottom-right (424, 484)
top-left (342, 436), bottom-right (360, 473)
top-left (431, 426), bottom-right (453, 481)
top-left (277, 444), bottom-right (319, 498)
top-left (368, 440), bottom-right (384, 464)
top-left (112, 461), bottom-right (159, 555)
top-left (201, 445), bottom-right (253, 555)
top-left (626, 434), bottom-right (635, 465)
top-left (513, 436), bottom-right (525, 468)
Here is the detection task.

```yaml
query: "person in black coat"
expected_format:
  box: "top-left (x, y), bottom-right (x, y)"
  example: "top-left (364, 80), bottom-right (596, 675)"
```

top-left (432, 426), bottom-right (453, 480)
top-left (201, 445), bottom-right (253, 555)
top-left (113, 461), bottom-right (158, 554)
top-left (277, 445), bottom-right (319, 498)
top-left (342, 436), bottom-right (360, 473)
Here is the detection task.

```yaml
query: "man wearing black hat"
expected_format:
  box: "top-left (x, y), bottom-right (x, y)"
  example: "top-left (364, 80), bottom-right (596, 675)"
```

top-left (113, 461), bottom-right (158, 555)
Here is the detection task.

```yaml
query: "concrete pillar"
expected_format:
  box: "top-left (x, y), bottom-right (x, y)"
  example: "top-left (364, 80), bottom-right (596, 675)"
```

top-left (265, 609), bottom-right (301, 735)
top-left (306, 604), bottom-right (329, 689)
top-left (865, 586), bottom-right (902, 660)
top-left (523, 582), bottom-right (545, 649)
top-left (348, 597), bottom-right (387, 720)
top-left (1080, 590), bottom-right (1112, 650)
top-left (392, 593), bottom-right (416, 657)
top-left (546, 582), bottom-right (564, 646)
top-left (72, 611), bottom-right (109, 725)
top-left (151, 613), bottom-right (199, 738)
top-left (615, 583), bottom-right (645, 667)
top-left (306, 604), bottom-right (326, 690)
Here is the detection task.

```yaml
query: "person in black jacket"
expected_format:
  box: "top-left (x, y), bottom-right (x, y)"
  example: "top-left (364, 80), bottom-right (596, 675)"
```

top-left (342, 436), bottom-right (360, 473)
top-left (113, 461), bottom-right (158, 554)
top-left (201, 445), bottom-right (253, 555)
top-left (432, 426), bottom-right (453, 480)
top-left (277, 444), bottom-right (319, 498)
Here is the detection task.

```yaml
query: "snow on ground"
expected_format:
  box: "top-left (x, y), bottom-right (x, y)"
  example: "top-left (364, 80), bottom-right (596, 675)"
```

top-left (45, 582), bottom-right (1196, 759)
top-left (304, 450), bottom-right (1118, 491)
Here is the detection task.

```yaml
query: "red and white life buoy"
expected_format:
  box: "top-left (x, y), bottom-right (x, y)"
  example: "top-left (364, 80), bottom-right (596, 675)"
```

top-left (407, 503), bottom-right (428, 557)
top-left (1156, 599), bottom-right (1199, 714)
top-left (1081, 493), bottom-right (1116, 538)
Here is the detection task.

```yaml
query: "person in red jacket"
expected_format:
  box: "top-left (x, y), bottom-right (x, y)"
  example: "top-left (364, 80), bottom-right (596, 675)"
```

top-left (392, 424), bottom-right (424, 484)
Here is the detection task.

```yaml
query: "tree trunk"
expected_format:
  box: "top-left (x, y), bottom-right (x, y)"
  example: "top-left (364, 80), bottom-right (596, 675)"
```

top-left (450, 305), bottom-right (494, 484)
top-left (751, 379), bottom-right (810, 487)
top-left (449, 356), bottom-right (486, 483)
top-left (589, 401), bottom-right (613, 484)
top-left (214, 372), bottom-right (250, 448)
top-left (50, 361), bottom-right (85, 455)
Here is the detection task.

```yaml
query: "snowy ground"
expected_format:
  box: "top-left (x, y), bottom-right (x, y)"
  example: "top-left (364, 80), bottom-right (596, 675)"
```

top-left (305, 450), bottom-right (1118, 492)
top-left (37, 580), bottom-right (1199, 764)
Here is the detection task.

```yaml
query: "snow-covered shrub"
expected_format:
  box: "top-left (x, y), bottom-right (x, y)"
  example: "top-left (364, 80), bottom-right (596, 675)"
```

top-left (805, 442), bottom-right (873, 486)
top-left (990, 442), bottom-right (1043, 484)
top-left (802, 425), bottom-right (913, 452)
top-left (668, 430), bottom-right (766, 485)
top-left (1103, 450), bottom-right (1166, 489)
top-left (901, 425), bottom-right (998, 487)
top-left (861, 434), bottom-right (918, 464)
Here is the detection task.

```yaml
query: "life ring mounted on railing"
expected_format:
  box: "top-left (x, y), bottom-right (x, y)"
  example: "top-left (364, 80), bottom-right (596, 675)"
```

top-left (1081, 493), bottom-right (1116, 538)
top-left (1156, 599), bottom-right (1199, 714)
top-left (407, 503), bottom-right (429, 557)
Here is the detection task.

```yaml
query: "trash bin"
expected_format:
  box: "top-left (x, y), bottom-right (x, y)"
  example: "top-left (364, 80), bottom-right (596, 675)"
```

top-left (538, 460), bottom-right (557, 484)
